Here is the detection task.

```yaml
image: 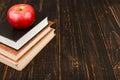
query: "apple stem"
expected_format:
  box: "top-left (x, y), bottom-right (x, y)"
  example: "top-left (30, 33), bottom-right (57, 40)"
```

top-left (19, 8), bottom-right (23, 11)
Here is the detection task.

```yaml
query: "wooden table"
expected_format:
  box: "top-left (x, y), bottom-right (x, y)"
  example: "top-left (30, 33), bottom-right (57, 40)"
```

top-left (0, 0), bottom-right (120, 80)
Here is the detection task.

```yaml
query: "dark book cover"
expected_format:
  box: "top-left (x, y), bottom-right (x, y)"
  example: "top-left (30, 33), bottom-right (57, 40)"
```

top-left (0, 12), bottom-right (47, 42)
top-left (0, 11), bottom-right (48, 50)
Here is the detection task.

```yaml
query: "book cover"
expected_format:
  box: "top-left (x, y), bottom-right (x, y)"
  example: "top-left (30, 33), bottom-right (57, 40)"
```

top-left (0, 29), bottom-right (55, 71)
top-left (0, 21), bottom-right (54, 61)
top-left (0, 12), bottom-right (48, 50)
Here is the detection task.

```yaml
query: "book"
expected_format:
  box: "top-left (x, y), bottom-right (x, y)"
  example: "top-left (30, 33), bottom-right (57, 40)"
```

top-left (0, 28), bottom-right (55, 71)
top-left (0, 12), bottom-right (48, 50)
top-left (0, 21), bottom-right (54, 61)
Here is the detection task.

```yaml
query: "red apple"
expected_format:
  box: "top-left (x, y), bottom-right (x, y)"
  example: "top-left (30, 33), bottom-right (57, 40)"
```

top-left (7, 4), bottom-right (36, 29)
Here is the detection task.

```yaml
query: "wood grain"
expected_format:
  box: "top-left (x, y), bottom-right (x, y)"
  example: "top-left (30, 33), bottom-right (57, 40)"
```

top-left (0, 0), bottom-right (120, 80)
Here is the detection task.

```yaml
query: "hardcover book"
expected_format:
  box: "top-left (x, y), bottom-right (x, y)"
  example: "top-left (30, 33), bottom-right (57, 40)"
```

top-left (0, 12), bottom-right (48, 50)
top-left (0, 28), bottom-right (55, 71)
top-left (0, 21), bottom-right (54, 61)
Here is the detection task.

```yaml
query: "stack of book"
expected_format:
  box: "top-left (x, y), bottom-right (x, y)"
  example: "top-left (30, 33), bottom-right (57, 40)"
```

top-left (0, 12), bottom-right (55, 71)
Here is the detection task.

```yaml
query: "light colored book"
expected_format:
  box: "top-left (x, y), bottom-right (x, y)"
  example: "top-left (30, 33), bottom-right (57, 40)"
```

top-left (0, 21), bottom-right (54, 61)
top-left (0, 12), bottom-right (48, 50)
top-left (0, 28), bottom-right (55, 71)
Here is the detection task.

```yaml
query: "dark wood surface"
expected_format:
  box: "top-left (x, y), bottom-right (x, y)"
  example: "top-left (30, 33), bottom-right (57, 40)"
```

top-left (0, 0), bottom-right (120, 80)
